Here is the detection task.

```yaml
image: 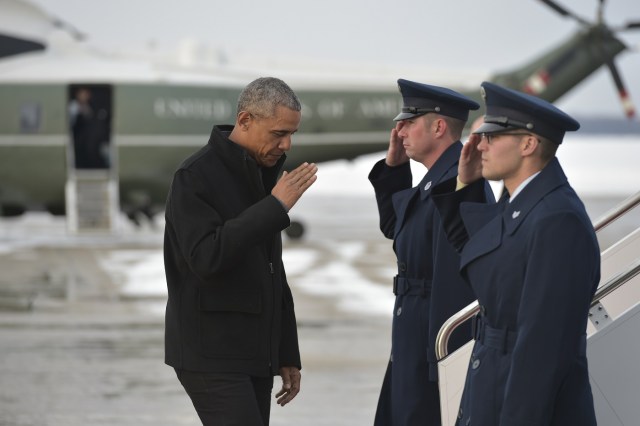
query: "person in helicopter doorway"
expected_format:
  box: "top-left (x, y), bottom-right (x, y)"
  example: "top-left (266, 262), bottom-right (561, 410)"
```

top-left (69, 87), bottom-right (108, 169)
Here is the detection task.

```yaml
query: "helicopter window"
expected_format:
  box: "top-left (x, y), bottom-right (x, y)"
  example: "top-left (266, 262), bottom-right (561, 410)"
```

top-left (20, 103), bottom-right (41, 133)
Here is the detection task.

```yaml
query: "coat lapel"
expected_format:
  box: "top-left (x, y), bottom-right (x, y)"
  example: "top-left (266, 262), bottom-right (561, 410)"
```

top-left (459, 200), bottom-right (506, 270)
top-left (392, 186), bottom-right (420, 236)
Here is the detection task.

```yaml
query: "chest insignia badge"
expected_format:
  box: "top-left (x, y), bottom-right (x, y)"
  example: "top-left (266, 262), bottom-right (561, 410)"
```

top-left (512, 210), bottom-right (521, 219)
top-left (424, 181), bottom-right (432, 191)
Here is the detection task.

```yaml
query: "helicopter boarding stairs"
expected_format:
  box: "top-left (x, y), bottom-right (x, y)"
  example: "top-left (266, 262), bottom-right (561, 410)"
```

top-left (65, 169), bottom-right (119, 233)
top-left (436, 191), bottom-right (640, 426)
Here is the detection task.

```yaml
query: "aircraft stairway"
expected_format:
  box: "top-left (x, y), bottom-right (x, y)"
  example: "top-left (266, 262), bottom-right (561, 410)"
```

top-left (65, 170), bottom-right (119, 233)
top-left (436, 191), bottom-right (640, 426)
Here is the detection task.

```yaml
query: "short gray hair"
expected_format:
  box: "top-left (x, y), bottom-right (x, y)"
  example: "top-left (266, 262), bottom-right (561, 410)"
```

top-left (237, 77), bottom-right (301, 118)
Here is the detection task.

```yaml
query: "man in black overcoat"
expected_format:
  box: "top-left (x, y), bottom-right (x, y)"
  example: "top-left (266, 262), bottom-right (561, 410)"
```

top-left (164, 77), bottom-right (317, 426)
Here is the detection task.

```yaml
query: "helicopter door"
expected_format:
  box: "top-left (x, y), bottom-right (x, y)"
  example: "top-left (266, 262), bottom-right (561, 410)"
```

top-left (65, 84), bottom-right (119, 233)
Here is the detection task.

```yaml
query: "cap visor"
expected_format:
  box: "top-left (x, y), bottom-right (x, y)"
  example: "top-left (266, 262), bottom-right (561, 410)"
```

top-left (394, 112), bottom-right (423, 121)
top-left (472, 122), bottom-right (518, 134)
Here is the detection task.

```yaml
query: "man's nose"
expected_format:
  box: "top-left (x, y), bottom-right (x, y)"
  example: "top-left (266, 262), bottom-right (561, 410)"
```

top-left (279, 136), bottom-right (292, 151)
top-left (477, 137), bottom-right (488, 151)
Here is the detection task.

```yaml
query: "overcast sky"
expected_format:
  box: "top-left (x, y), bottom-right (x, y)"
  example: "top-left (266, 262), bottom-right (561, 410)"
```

top-left (32, 0), bottom-right (640, 118)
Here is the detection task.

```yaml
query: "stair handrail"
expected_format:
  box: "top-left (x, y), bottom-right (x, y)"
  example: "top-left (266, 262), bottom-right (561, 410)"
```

top-left (435, 299), bottom-right (479, 360)
top-left (592, 191), bottom-right (640, 232)
top-left (435, 190), bottom-right (640, 361)
top-left (590, 259), bottom-right (640, 309)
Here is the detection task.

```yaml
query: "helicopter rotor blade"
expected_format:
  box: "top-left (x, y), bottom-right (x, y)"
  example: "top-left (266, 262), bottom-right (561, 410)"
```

top-left (622, 21), bottom-right (640, 30)
top-left (611, 21), bottom-right (640, 31)
top-left (597, 0), bottom-right (605, 24)
top-left (539, 0), bottom-right (590, 25)
top-left (604, 59), bottom-right (636, 119)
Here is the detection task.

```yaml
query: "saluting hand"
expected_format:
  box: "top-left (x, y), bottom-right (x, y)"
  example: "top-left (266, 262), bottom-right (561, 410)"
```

top-left (385, 123), bottom-right (409, 167)
top-left (272, 162), bottom-right (318, 211)
top-left (276, 366), bottom-right (301, 406)
top-left (458, 133), bottom-right (483, 185)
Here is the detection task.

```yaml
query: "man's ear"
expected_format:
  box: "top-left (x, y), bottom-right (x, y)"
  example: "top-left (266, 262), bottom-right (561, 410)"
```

top-left (433, 117), bottom-right (447, 138)
top-left (237, 111), bottom-right (252, 130)
top-left (521, 135), bottom-right (539, 157)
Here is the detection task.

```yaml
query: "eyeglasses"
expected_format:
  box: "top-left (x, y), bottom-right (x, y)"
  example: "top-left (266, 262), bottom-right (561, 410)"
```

top-left (480, 132), bottom-right (533, 144)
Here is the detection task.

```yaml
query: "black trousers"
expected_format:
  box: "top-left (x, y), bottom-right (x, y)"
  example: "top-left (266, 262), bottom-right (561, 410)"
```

top-left (175, 369), bottom-right (274, 426)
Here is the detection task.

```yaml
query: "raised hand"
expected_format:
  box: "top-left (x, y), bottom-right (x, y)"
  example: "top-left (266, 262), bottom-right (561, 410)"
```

top-left (458, 133), bottom-right (483, 184)
top-left (272, 162), bottom-right (318, 211)
top-left (385, 123), bottom-right (410, 167)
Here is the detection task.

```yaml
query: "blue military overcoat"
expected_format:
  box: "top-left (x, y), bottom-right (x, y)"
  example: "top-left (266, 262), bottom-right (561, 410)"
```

top-left (433, 158), bottom-right (599, 426)
top-left (369, 141), bottom-right (478, 426)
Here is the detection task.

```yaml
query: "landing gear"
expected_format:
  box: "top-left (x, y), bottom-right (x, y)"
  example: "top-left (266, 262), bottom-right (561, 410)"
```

top-left (124, 205), bottom-right (158, 229)
top-left (0, 203), bottom-right (26, 217)
top-left (285, 220), bottom-right (305, 239)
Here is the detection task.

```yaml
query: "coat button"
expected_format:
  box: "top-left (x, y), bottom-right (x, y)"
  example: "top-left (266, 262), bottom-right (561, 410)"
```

top-left (398, 262), bottom-right (407, 272)
top-left (396, 307), bottom-right (402, 316)
top-left (471, 358), bottom-right (480, 369)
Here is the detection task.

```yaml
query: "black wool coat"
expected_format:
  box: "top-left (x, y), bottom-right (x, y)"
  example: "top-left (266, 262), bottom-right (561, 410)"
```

top-left (163, 125), bottom-right (301, 377)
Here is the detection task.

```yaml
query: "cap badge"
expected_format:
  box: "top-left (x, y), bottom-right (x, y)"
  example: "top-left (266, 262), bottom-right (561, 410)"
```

top-left (480, 86), bottom-right (487, 100)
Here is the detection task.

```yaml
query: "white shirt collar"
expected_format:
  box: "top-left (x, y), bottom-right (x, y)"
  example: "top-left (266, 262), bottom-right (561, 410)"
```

top-left (509, 171), bottom-right (541, 202)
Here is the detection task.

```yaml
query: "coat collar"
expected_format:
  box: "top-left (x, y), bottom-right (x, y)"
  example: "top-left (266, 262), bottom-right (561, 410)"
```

top-left (208, 125), bottom-right (247, 170)
top-left (208, 125), bottom-right (286, 194)
top-left (502, 157), bottom-right (567, 235)
top-left (391, 141), bottom-right (462, 237)
top-left (208, 125), bottom-right (287, 200)
top-left (460, 157), bottom-right (567, 237)
top-left (458, 158), bottom-right (568, 269)
top-left (417, 141), bottom-right (462, 200)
